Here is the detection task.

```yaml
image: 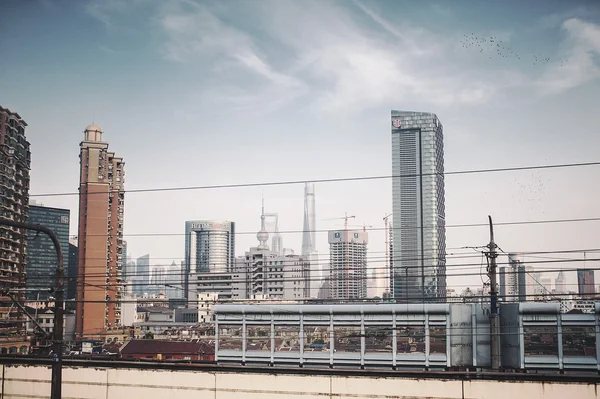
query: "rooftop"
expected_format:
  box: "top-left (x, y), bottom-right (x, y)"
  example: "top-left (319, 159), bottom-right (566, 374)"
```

top-left (120, 340), bottom-right (214, 355)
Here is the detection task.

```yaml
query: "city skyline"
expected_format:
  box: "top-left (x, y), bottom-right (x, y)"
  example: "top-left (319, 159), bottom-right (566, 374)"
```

top-left (1, 1), bottom-right (600, 294)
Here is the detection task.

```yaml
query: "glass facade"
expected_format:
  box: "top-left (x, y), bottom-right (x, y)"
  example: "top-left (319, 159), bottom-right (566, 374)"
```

top-left (184, 220), bottom-right (235, 301)
top-left (135, 254), bottom-right (150, 296)
top-left (67, 242), bottom-right (78, 303)
top-left (391, 110), bottom-right (446, 303)
top-left (577, 269), bottom-right (595, 296)
top-left (26, 205), bottom-right (70, 300)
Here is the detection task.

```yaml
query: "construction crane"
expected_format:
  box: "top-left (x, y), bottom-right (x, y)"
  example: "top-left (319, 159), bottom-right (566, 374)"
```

top-left (322, 212), bottom-right (356, 230)
top-left (346, 223), bottom-right (374, 232)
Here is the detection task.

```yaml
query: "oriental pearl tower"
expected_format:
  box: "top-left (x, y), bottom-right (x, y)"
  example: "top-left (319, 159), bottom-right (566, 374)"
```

top-left (257, 198), bottom-right (269, 249)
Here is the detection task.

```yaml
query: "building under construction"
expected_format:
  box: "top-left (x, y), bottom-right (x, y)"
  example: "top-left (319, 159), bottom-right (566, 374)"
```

top-left (0, 106), bottom-right (31, 353)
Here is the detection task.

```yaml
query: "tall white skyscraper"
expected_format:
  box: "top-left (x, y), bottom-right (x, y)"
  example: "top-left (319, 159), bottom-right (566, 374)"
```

top-left (328, 229), bottom-right (368, 300)
top-left (555, 271), bottom-right (567, 294)
top-left (301, 183), bottom-right (319, 297)
top-left (390, 110), bottom-right (446, 303)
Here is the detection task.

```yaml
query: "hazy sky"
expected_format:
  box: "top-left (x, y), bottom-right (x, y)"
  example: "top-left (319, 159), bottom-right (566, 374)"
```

top-left (2, 0), bottom-right (600, 293)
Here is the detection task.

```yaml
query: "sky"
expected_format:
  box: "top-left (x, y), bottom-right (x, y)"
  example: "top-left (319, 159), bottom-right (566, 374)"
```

top-left (1, 0), bottom-right (600, 294)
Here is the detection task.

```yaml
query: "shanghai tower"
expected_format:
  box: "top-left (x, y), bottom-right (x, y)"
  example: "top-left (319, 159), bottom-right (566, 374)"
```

top-left (390, 110), bottom-right (446, 303)
top-left (301, 183), bottom-right (318, 296)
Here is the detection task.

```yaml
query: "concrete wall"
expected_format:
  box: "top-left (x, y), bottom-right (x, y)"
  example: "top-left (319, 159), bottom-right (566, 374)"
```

top-left (0, 364), bottom-right (597, 399)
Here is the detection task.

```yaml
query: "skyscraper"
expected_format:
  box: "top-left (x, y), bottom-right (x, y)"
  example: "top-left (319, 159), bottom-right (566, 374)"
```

top-left (76, 124), bottom-right (125, 338)
top-left (151, 264), bottom-right (167, 295)
top-left (0, 106), bottom-right (31, 350)
top-left (328, 229), bottom-right (368, 300)
top-left (390, 110), bottom-right (446, 303)
top-left (577, 269), bottom-right (595, 296)
top-left (67, 237), bottom-right (78, 304)
top-left (184, 220), bottom-right (235, 301)
top-left (555, 271), bottom-right (567, 294)
top-left (301, 183), bottom-right (319, 296)
top-left (26, 204), bottom-right (70, 300)
top-left (136, 254), bottom-right (150, 296)
top-left (165, 261), bottom-right (182, 299)
top-left (500, 253), bottom-right (536, 302)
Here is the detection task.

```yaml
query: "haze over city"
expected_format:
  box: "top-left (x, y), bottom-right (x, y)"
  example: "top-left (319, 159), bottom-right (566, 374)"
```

top-left (4, 1), bottom-right (600, 398)
top-left (2, 0), bottom-right (600, 293)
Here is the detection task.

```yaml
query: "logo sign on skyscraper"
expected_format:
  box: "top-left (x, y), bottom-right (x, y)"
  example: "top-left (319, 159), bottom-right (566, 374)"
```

top-left (392, 119), bottom-right (402, 128)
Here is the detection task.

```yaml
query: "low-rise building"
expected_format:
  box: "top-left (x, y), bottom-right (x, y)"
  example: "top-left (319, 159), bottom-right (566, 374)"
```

top-left (25, 307), bottom-right (76, 342)
top-left (198, 292), bottom-right (218, 323)
top-left (189, 271), bottom-right (247, 301)
top-left (119, 339), bottom-right (214, 361)
top-left (175, 308), bottom-right (199, 323)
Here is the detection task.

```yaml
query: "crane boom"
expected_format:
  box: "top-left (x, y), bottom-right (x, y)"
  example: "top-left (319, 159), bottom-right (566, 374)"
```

top-left (323, 212), bottom-right (356, 230)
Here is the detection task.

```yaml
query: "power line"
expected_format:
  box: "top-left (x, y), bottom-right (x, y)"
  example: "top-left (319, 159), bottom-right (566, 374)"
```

top-left (60, 216), bottom-right (600, 238)
top-left (30, 160), bottom-right (600, 197)
top-left (25, 247), bottom-right (600, 264)
top-left (24, 257), bottom-right (600, 293)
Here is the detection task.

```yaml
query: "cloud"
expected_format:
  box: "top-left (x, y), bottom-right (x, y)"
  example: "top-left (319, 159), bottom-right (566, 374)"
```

top-left (536, 6), bottom-right (599, 31)
top-left (537, 18), bottom-right (600, 94)
top-left (157, 2), bottom-right (308, 112)
top-left (92, 0), bottom-right (596, 113)
top-left (85, 0), bottom-right (152, 31)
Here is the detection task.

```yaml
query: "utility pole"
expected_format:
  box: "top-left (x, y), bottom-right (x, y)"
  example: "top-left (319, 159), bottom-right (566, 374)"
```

top-left (485, 215), bottom-right (500, 370)
top-left (0, 218), bottom-right (64, 399)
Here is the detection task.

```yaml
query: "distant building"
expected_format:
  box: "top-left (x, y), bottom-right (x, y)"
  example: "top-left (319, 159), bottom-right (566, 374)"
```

top-left (0, 105), bottom-right (31, 351)
top-left (301, 183), bottom-right (320, 297)
top-left (317, 278), bottom-right (330, 300)
top-left (120, 295), bottom-right (137, 327)
top-left (328, 229), bottom-right (368, 300)
top-left (190, 271), bottom-right (247, 301)
top-left (150, 264), bottom-right (167, 295)
top-left (175, 307), bottom-right (199, 323)
top-left (135, 255), bottom-right (150, 296)
top-left (25, 308), bottom-right (76, 342)
top-left (577, 269), bottom-right (595, 296)
top-left (499, 253), bottom-right (538, 302)
top-left (555, 271), bottom-right (567, 294)
top-left (120, 340), bottom-right (214, 361)
top-left (197, 292), bottom-right (218, 323)
top-left (238, 203), bottom-right (310, 301)
top-left (76, 124), bottom-right (125, 338)
top-left (390, 110), bottom-right (446, 302)
top-left (67, 237), bottom-right (78, 304)
top-left (239, 250), bottom-right (310, 301)
top-left (533, 274), bottom-right (553, 299)
top-left (164, 261), bottom-right (182, 299)
top-left (26, 204), bottom-right (70, 300)
top-left (184, 220), bottom-right (235, 301)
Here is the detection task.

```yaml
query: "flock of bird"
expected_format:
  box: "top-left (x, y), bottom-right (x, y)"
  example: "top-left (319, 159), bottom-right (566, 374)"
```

top-left (459, 33), bottom-right (568, 67)
top-left (511, 171), bottom-right (549, 212)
